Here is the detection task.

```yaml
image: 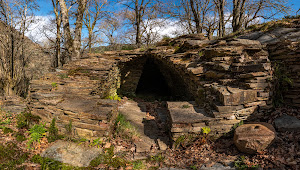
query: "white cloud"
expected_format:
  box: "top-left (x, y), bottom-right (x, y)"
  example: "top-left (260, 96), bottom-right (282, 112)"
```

top-left (141, 18), bottom-right (186, 43)
top-left (25, 15), bottom-right (56, 44)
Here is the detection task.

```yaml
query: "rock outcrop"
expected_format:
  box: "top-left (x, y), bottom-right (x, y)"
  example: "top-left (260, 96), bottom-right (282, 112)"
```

top-left (118, 36), bottom-right (272, 139)
top-left (239, 20), bottom-right (300, 107)
top-left (234, 123), bottom-right (276, 154)
top-left (29, 55), bottom-right (120, 139)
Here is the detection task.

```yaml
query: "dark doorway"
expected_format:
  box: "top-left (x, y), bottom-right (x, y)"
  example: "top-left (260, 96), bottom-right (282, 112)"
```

top-left (135, 58), bottom-right (171, 100)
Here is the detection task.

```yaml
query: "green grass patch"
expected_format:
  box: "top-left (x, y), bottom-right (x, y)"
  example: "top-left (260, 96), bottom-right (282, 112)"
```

top-left (105, 94), bottom-right (121, 101)
top-left (51, 82), bottom-right (58, 88)
top-left (132, 160), bottom-right (146, 169)
top-left (182, 104), bottom-right (190, 109)
top-left (28, 124), bottom-right (47, 147)
top-left (58, 73), bottom-right (69, 79)
top-left (89, 138), bottom-right (103, 148)
top-left (234, 156), bottom-right (259, 169)
top-left (14, 132), bottom-right (27, 142)
top-left (2, 127), bottom-right (13, 134)
top-left (47, 118), bottom-right (64, 143)
top-left (31, 154), bottom-right (84, 170)
top-left (17, 110), bottom-right (40, 129)
top-left (114, 113), bottom-right (139, 140)
top-left (0, 142), bottom-right (29, 169)
top-left (90, 146), bottom-right (128, 168)
top-left (64, 120), bottom-right (74, 140)
top-left (149, 153), bottom-right (165, 163)
top-left (0, 118), bottom-right (12, 125)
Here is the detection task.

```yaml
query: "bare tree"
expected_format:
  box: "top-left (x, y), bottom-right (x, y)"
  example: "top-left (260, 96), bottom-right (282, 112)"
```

top-left (232, 0), bottom-right (289, 32)
top-left (140, 12), bottom-right (167, 46)
top-left (213, 0), bottom-right (226, 37)
top-left (99, 12), bottom-right (124, 46)
top-left (189, 0), bottom-right (211, 34)
top-left (0, 0), bottom-right (38, 96)
top-left (232, 0), bottom-right (246, 32)
top-left (161, 0), bottom-right (218, 37)
top-left (119, 0), bottom-right (158, 47)
top-left (51, 0), bottom-right (62, 67)
top-left (203, 7), bottom-right (218, 39)
top-left (59, 0), bottom-right (87, 61)
top-left (245, 0), bottom-right (289, 29)
top-left (83, 0), bottom-right (107, 53)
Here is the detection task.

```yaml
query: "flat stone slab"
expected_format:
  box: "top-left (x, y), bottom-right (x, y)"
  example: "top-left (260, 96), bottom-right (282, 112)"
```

top-left (119, 101), bottom-right (170, 152)
top-left (57, 96), bottom-right (117, 120)
top-left (200, 163), bottom-right (235, 170)
top-left (167, 101), bottom-right (213, 124)
top-left (274, 115), bottom-right (300, 132)
top-left (41, 140), bottom-right (102, 167)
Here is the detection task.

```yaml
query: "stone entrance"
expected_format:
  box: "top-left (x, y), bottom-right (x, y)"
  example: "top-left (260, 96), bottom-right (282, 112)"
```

top-left (119, 55), bottom-right (193, 101)
top-left (135, 58), bottom-right (171, 100)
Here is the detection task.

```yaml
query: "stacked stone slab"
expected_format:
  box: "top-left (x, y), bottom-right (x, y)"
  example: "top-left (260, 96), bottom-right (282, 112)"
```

top-left (267, 40), bottom-right (300, 107)
top-left (239, 25), bottom-right (300, 107)
top-left (29, 56), bottom-right (120, 139)
top-left (147, 38), bottom-right (272, 139)
top-left (118, 52), bottom-right (146, 95)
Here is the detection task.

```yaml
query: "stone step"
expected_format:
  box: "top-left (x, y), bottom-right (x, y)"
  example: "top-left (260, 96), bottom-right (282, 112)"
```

top-left (167, 101), bottom-right (213, 124)
top-left (119, 101), bottom-right (170, 153)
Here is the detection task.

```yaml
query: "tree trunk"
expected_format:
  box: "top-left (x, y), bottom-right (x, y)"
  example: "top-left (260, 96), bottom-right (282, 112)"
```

top-left (73, 0), bottom-right (87, 60)
top-left (207, 26), bottom-right (213, 40)
top-left (232, 0), bottom-right (246, 32)
top-left (135, 0), bottom-right (141, 47)
top-left (52, 0), bottom-right (61, 67)
top-left (11, 32), bottom-right (14, 80)
top-left (4, 82), bottom-right (14, 96)
top-left (59, 0), bottom-right (73, 61)
top-left (88, 29), bottom-right (92, 53)
top-left (190, 0), bottom-right (202, 34)
top-left (56, 20), bottom-right (61, 66)
top-left (215, 0), bottom-right (225, 37)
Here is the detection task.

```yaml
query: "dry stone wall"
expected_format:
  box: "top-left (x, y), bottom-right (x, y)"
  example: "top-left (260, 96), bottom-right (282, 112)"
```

top-left (29, 56), bottom-right (119, 139)
top-left (147, 38), bottom-right (272, 138)
top-left (28, 33), bottom-right (295, 141)
top-left (118, 53), bottom-right (147, 96)
top-left (239, 26), bottom-right (300, 107)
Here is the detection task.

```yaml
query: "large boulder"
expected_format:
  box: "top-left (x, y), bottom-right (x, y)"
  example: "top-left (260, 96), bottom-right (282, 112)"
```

top-left (41, 140), bottom-right (102, 167)
top-left (234, 123), bottom-right (276, 154)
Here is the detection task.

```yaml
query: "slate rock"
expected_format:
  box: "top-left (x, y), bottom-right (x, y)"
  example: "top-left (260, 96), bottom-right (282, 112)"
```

top-left (200, 163), bottom-right (235, 170)
top-left (41, 140), bottom-right (102, 167)
top-left (234, 122), bottom-right (276, 154)
top-left (274, 115), bottom-right (300, 132)
top-left (238, 31), bottom-right (264, 40)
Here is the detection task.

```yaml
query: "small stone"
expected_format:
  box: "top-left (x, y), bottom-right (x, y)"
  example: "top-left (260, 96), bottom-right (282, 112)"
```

top-left (104, 142), bottom-right (112, 148)
top-left (274, 115), bottom-right (300, 132)
top-left (234, 122), bottom-right (276, 154)
top-left (157, 139), bottom-right (168, 151)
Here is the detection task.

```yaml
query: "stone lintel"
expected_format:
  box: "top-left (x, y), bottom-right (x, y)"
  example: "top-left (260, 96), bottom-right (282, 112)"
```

top-left (167, 101), bottom-right (213, 124)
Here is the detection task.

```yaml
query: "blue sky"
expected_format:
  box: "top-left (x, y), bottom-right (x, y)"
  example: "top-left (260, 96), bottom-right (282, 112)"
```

top-left (36, 0), bottom-right (300, 16)
top-left (29, 0), bottom-right (300, 44)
